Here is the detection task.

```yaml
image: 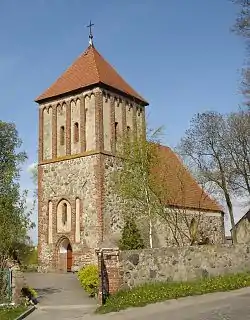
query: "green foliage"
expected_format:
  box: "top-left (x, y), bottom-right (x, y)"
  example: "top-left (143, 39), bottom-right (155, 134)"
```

top-left (119, 219), bottom-right (145, 250)
top-left (21, 245), bottom-right (38, 267)
top-left (0, 305), bottom-right (27, 320)
top-left (10, 242), bottom-right (38, 267)
top-left (113, 128), bottom-right (165, 248)
top-left (27, 247), bottom-right (38, 265)
top-left (22, 286), bottom-right (38, 298)
top-left (97, 272), bottom-right (250, 314)
top-left (114, 128), bottom-right (163, 212)
top-left (0, 121), bottom-right (34, 269)
top-left (78, 265), bottom-right (99, 297)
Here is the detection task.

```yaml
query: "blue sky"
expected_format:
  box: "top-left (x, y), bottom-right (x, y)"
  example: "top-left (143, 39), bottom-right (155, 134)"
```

top-left (0, 1), bottom-right (245, 241)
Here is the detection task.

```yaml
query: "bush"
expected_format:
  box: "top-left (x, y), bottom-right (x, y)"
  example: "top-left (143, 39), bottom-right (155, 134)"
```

top-left (21, 264), bottom-right (38, 273)
top-left (119, 219), bottom-right (145, 250)
top-left (21, 286), bottom-right (38, 305)
top-left (78, 265), bottom-right (99, 297)
top-left (96, 272), bottom-right (250, 314)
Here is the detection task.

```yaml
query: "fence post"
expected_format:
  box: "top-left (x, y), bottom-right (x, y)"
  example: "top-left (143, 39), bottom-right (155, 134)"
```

top-left (96, 248), bottom-right (122, 305)
top-left (11, 264), bottom-right (25, 304)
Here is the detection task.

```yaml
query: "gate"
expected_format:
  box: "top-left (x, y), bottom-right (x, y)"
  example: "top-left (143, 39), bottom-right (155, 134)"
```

top-left (100, 251), bottom-right (109, 305)
top-left (0, 269), bottom-right (12, 303)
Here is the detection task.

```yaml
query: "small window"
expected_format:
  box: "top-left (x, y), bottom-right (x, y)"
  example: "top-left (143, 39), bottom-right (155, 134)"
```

top-left (127, 126), bottom-right (131, 139)
top-left (60, 126), bottom-right (65, 146)
top-left (62, 203), bottom-right (67, 225)
top-left (74, 122), bottom-right (79, 143)
top-left (115, 122), bottom-right (118, 142)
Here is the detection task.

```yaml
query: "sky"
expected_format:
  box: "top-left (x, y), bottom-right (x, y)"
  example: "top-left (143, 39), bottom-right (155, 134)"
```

top-left (0, 0), bottom-right (247, 242)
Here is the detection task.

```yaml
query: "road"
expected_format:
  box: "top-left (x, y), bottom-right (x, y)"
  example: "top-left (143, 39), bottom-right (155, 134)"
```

top-left (84, 287), bottom-right (250, 320)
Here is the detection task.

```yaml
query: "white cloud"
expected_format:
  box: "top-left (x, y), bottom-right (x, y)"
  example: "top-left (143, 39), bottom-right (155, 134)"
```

top-left (224, 196), bottom-right (249, 235)
top-left (26, 162), bottom-right (37, 174)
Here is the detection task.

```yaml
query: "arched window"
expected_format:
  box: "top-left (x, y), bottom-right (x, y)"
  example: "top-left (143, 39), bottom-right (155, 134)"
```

top-left (60, 126), bottom-right (65, 146)
top-left (115, 122), bottom-right (118, 142)
top-left (57, 199), bottom-right (71, 233)
top-left (62, 203), bottom-right (67, 225)
top-left (74, 122), bottom-right (79, 143)
top-left (127, 126), bottom-right (131, 140)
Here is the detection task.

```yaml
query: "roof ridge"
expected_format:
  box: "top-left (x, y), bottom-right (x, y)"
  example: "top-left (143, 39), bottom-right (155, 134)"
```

top-left (91, 46), bottom-right (101, 82)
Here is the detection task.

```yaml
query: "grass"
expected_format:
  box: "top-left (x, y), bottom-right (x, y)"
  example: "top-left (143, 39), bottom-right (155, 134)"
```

top-left (96, 272), bottom-right (250, 314)
top-left (0, 306), bottom-right (27, 320)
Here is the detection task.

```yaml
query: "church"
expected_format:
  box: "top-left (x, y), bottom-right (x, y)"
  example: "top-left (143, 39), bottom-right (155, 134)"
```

top-left (36, 31), bottom-right (225, 272)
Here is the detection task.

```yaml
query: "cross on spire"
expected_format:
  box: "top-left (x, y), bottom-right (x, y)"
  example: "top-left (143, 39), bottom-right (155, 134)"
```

top-left (87, 20), bottom-right (94, 46)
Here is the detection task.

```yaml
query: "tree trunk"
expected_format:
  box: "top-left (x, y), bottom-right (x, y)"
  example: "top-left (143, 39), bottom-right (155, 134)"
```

top-left (224, 191), bottom-right (237, 244)
top-left (145, 183), bottom-right (153, 248)
top-left (216, 157), bottom-right (237, 244)
top-left (149, 219), bottom-right (153, 249)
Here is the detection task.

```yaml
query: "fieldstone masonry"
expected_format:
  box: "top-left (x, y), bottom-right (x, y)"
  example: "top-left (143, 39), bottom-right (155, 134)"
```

top-left (11, 265), bottom-right (25, 304)
top-left (97, 245), bottom-right (250, 302)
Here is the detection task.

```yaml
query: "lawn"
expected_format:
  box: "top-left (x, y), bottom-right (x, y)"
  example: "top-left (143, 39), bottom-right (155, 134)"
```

top-left (97, 272), bottom-right (250, 314)
top-left (0, 306), bottom-right (27, 320)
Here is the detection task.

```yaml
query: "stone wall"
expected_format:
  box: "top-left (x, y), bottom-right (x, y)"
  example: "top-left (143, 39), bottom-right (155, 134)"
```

top-left (120, 245), bottom-right (250, 289)
top-left (97, 245), bottom-right (250, 302)
top-left (236, 216), bottom-right (250, 244)
top-left (154, 210), bottom-right (224, 247)
top-left (11, 266), bottom-right (25, 304)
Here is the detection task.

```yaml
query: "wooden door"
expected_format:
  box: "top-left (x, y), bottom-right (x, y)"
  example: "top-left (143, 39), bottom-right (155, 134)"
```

top-left (67, 243), bottom-right (72, 272)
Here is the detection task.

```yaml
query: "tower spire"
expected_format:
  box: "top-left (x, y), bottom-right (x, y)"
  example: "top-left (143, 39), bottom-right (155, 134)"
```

top-left (87, 20), bottom-right (94, 46)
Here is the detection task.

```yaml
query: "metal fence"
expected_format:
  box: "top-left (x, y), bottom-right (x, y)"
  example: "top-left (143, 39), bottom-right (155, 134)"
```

top-left (100, 251), bottom-right (109, 305)
top-left (0, 269), bottom-right (12, 303)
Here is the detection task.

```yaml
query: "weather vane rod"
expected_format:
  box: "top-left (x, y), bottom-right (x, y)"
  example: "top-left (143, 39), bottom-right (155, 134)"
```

top-left (87, 20), bottom-right (94, 46)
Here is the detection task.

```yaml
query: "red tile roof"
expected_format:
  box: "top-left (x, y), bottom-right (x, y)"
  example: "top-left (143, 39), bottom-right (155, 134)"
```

top-left (152, 145), bottom-right (223, 212)
top-left (35, 45), bottom-right (148, 105)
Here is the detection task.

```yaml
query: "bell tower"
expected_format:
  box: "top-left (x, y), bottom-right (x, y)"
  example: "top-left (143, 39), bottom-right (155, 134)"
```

top-left (36, 37), bottom-right (148, 272)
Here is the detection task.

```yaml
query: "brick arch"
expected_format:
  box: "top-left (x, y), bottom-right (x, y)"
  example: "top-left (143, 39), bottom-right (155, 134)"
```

top-left (55, 236), bottom-right (73, 272)
top-left (56, 199), bottom-right (72, 234)
top-left (55, 197), bottom-right (71, 208)
top-left (55, 235), bottom-right (71, 251)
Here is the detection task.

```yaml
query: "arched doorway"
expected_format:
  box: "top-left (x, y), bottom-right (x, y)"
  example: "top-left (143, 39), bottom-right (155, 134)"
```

top-left (57, 237), bottom-right (73, 272)
top-left (66, 243), bottom-right (72, 272)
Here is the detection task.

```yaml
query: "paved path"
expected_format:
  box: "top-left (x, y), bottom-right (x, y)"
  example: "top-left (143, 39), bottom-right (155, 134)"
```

top-left (24, 274), bottom-right (250, 319)
top-left (24, 273), bottom-right (97, 319)
top-left (84, 287), bottom-right (250, 320)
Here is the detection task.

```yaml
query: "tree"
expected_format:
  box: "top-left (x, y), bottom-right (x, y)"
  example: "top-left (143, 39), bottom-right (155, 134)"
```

top-left (119, 219), bottom-right (145, 250)
top-left (232, 1), bottom-right (250, 105)
top-left (232, 0), bottom-right (250, 39)
top-left (0, 120), bottom-right (33, 269)
top-left (114, 128), bottom-right (163, 248)
top-left (178, 112), bottom-right (237, 243)
top-left (113, 127), bottom-right (208, 247)
top-left (223, 109), bottom-right (250, 198)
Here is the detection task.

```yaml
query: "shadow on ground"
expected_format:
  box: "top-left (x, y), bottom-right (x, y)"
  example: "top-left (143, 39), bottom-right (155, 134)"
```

top-left (35, 287), bottom-right (61, 297)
